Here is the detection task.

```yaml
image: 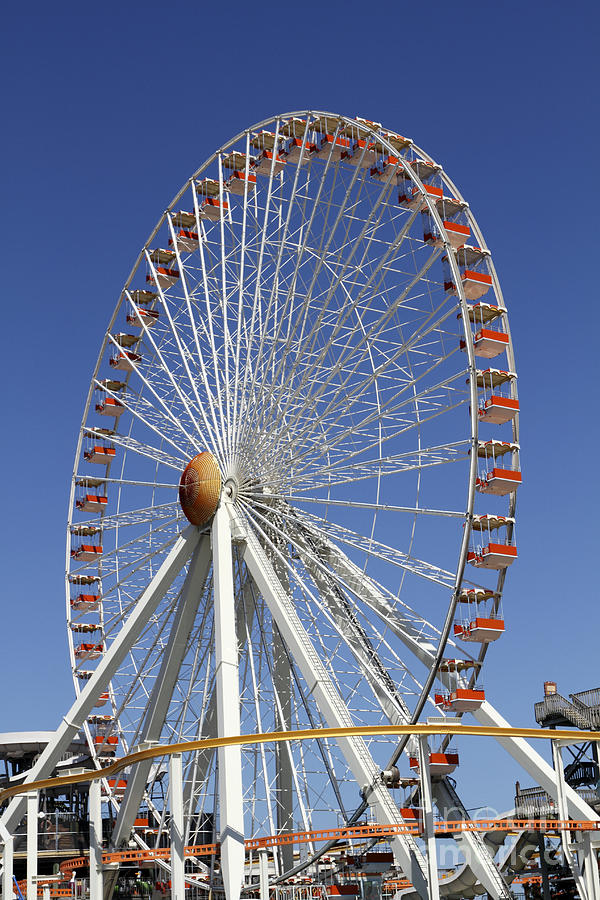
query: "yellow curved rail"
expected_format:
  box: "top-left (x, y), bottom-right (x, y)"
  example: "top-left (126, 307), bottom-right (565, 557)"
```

top-left (2, 722), bottom-right (599, 805)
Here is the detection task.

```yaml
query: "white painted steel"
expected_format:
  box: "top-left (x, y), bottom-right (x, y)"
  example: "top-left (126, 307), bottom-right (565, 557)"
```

top-left (26, 792), bottom-right (37, 900)
top-left (89, 778), bottom-right (103, 900)
top-left (417, 738), bottom-right (439, 900)
top-left (170, 754), bottom-right (185, 900)
top-left (213, 505), bottom-right (245, 900)
top-left (56, 111), bottom-right (532, 897)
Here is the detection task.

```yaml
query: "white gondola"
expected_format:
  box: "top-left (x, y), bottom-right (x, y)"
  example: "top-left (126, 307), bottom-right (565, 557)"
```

top-left (461, 269), bottom-right (493, 300)
top-left (74, 642), bottom-right (103, 661)
top-left (126, 307), bottom-right (159, 328)
top-left (283, 137), bottom-right (315, 164)
top-left (454, 618), bottom-right (505, 643)
top-left (76, 493), bottom-right (107, 513)
top-left (438, 688), bottom-right (486, 712)
top-left (399, 183), bottom-right (443, 210)
top-left (147, 266), bottom-right (179, 290)
top-left (70, 594), bottom-right (101, 612)
top-left (370, 154), bottom-right (403, 184)
top-left (253, 150), bottom-right (285, 175)
top-left (476, 467), bottom-right (522, 495)
top-left (316, 134), bottom-right (350, 161)
top-left (342, 139), bottom-right (378, 168)
top-left (95, 397), bottom-right (125, 417)
top-left (409, 751), bottom-right (459, 776)
top-left (84, 443), bottom-right (116, 463)
top-left (226, 170), bottom-right (257, 195)
top-left (479, 395), bottom-right (519, 424)
top-left (71, 543), bottom-right (103, 562)
top-left (200, 197), bottom-right (229, 221)
top-left (461, 327), bottom-right (509, 359)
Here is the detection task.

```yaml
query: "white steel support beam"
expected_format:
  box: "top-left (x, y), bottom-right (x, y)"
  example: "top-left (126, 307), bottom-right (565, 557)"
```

top-left (170, 754), bottom-right (185, 900)
top-left (182, 574), bottom-right (256, 840)
top-left (552, 741), bottom-right (589, 899)
top-left (0, 525), bottom-right (201, 838)
top-left (26, 792), bottom-right (37, 900)
top-left (476, 703), bottom-right (600, 822)
top-left (237, 508), bottom-right (429, 899)
top-left (298, 527), bottom-right (510, 899)
top-left (318, 530), bottom-right (599, 825)
top-left (580, 832), bottom-right (600, 900)
top-left (418, 738), bottom-right (439, 900)
top-left (111, 535), bottom-right (212, 849)
top-left (259, 849), bottom-right (269, 900)
top-left (89, 778), bottom-right (103, 900)
top-left (212, 505), bottom-right (244, 900)
top-left (272, 549), bottom-right (294, 875)
top-left (0, 823), bottom-right (14, 900)
top-left (432, 779), bottom-right (510, 899)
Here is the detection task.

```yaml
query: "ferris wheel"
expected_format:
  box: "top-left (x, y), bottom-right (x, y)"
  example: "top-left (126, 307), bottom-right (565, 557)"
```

top-left (7, 111), bottom-right (593, 900)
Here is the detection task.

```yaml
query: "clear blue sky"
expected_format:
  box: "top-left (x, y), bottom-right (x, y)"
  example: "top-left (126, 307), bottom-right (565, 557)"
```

top-left (1, 0), bottom-right (598, 813)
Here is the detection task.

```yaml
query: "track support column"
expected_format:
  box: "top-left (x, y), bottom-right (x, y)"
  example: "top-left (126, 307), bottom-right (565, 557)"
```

top-left (213, 504), bottom-right (244, 900)
top-left (552, 740), bottom-right (589, 899)
top-left (0, 824), bottom-right (14, 900)
top-left (26, 791), bottom-right (38, 900)
top-left (259, 849), bottom-right (269, 900)
top-left (418, 738), bottom-right (439, 900)
top-left (89, 778), bottom-right (103, 900)
top-left (170, 753), bottom-right (185, 900)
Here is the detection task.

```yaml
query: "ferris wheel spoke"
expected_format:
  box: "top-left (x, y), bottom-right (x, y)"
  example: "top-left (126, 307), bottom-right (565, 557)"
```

top-left (124, 286), bottom-right (221, 459)
top-left (91, 377), bottom-right (193, 463)
top-left (249, 204), bottom-right (426, 435)
top-left (240, 499), bottom-right (449, 670)
top-left (271, 358), bottom-right (466, 478)
top-left (77, 515), bottom-right (183, 579)
top-left (110, 536), bottom-right (211, 848)
top-left (255, 493), bottom-right (464, 519)
top-left (288, 440), bottom-right (470, 492)
top-left (251, 289), bottom-right (456, 462)
top-left (105, 329), bottom-right (204, 454)
top-left (282, 505), bottom-right (457, 590)
top-left (94, 531), bottom-right (185, 604)
top-left (237, 119), bottom-right (348, 446)
top-left (259, 277), bottom-right (454, 452)
top-left (91, 429), bottom-right (187, 471)
top-left (236, 504), bottom-right (430, 893)
top-left (75, 476), bottom-right (177, 490)
top-left (75, 500), bottom-right (179, 531)
top-left (276, 386), bottom-right (469, 481)
top-left (237, 119), bottom-right (313, 418)
top-left (191, 196), bottom-right (230, 457)
top-left (230, 130), bottom-right (281, 458)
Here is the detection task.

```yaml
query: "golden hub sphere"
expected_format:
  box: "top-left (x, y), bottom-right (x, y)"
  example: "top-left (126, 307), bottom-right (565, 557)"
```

top-left (178, 452), bottom-right (222, 526)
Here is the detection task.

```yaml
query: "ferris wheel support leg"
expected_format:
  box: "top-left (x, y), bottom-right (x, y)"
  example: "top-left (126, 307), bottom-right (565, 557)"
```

top-left (181, 575), bottom-right (257, 847)
top-left (273, 553), bottom-right (294, 874)
top-left (432, 779), bottom-right (511, 899)
top-left (237, 509), bottom-right (430, 899)
top-left (212, 504), bottom-right (245, 900)
top-left (474, 702), bottom-right (600, 822)
top-left (110, 535), bottom-right (212, 851)
top-left (89, 778), bottom-right (103, 900)
top-left (26, 792), bottom-right (37, 900)
top-left (170, 754), bottom-right (186, 900)
top-left (0, 525), bottom-right (202, 840)
top-left (418, 739), bottom-right (440, 900)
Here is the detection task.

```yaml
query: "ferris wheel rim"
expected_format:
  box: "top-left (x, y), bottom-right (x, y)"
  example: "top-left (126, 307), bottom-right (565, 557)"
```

top-left (65, 110), bottom-right (518, 846)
